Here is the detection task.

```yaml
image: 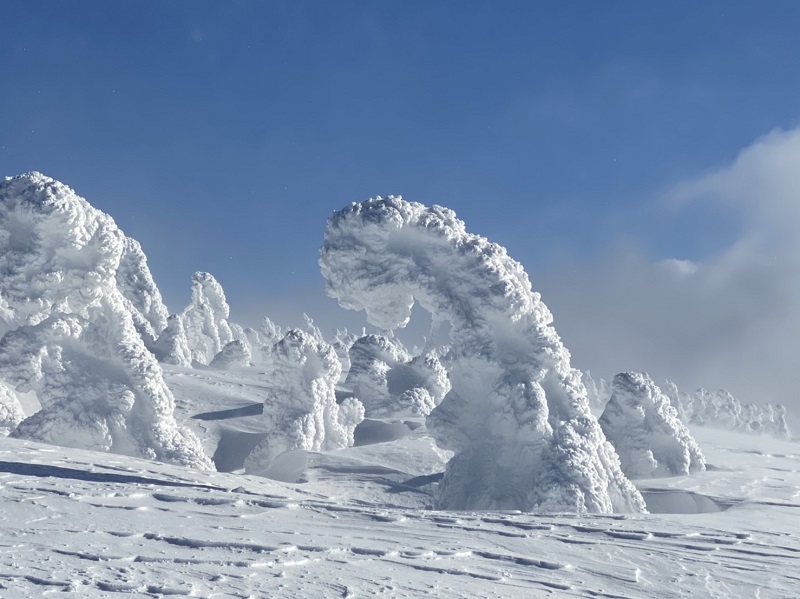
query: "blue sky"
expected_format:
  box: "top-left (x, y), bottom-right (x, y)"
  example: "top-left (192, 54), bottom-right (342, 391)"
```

top-left (3, 2), bottom-right (800, 409)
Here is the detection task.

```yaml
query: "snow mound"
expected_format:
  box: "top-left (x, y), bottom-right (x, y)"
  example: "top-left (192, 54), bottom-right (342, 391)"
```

top-left (599, 373), bottom-right (705, 479)
top-left (664, 381), bottom-right (791, 438)
top-left (320, 196), bottom-right (645, 513)
top-left (0, 173), bottom-right (211, 468)
top-left (244, 329), bottom-right (364, 479)
top-left (344, 334), bottom-right (449, 417)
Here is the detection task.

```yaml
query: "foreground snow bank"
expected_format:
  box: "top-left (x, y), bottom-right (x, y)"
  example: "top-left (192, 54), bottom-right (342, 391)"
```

top-left (600, 373), bottom-right (705, 479)
top-left (0, 173), bottom-right (211, 468)
top-left (320, 197), bottom-right (645, 513)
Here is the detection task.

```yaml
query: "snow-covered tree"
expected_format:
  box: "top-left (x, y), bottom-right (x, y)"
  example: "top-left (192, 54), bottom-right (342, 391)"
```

top-left (178, 272), bottom-right (251, 365)
top-left (244, 329), bottom-right (364, 478)
top-left (0, 173), bottom-right (212, 468)
top-left (320, 196), bottom-right (645, 513)
top-left (665, 379), bottom-right (791, 439)
top-left (599, 373), bottom-right (705, 479)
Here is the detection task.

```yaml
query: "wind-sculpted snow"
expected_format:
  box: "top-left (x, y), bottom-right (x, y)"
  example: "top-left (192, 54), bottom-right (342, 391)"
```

top-left (244, 329), bottom-right (364, 479)
top-left (664, 381), bottom-right (791, 438)
top-left (0, 379), bottom-right (25, 435)
top-left (599, 373), bottom-right (705, 479)
top-left (320, 197), bottom-right (645, 513)
top-left (178, 272), bottom-right (251, 365)
top-left (345, 334), bottom-right (449, 417)
top-left (0, 173), bottom-right (168, 341)
top-left (0, 173), bottom-right (211, 468)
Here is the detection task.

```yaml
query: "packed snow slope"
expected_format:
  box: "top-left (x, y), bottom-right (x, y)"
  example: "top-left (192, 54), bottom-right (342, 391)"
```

top-left (0, 364), bottom-right (799, 598)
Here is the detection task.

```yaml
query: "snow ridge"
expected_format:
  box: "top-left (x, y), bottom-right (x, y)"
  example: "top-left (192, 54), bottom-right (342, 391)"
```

top-left (320, 196), bottom-right (645, 513)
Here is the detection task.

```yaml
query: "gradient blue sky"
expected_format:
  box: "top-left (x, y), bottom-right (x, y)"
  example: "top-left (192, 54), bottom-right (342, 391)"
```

top-left (3, 2), bottom-right (800, 408)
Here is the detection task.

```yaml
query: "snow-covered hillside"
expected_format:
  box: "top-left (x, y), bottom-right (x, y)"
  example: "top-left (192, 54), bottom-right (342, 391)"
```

top-left (1, 173), bottom-right (799, 597)
top-left (1, 367), bottom-right (799, 597)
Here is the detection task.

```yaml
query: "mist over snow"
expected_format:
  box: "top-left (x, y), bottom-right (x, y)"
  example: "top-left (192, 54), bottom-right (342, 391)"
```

top-left (535, 127), bottom-right (800, 427)
top-left (321, 197), bottom-right (645, 513)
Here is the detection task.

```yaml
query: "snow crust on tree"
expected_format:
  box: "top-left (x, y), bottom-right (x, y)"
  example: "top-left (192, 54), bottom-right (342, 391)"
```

top-left (244, 328), bottom-right (364, 479)
top-left (664, 381), bottom-right (791, 438)
top-left (0, 173), bottom-right (212, 468)
top-left (320, 197), bottom-right (646, 513)
top-left (0, 379), bottom-right (25, 436)
top-left (345, 334), bottom-right (449, 417)
top-left (599, 373), bottom-right (705, 479)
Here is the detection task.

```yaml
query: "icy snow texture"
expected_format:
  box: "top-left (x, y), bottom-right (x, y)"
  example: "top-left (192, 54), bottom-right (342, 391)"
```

top-left (0, 380), bottom-right (25, 435)
top-left (664, 381), bottom-right (791, 438)
top-left (320, 196), bottom-right (645, 513)
top-left (244, 329), bottom-right (364, 479)
top-left (0, 173), bottom-right (212, 468)
top-left (345, 334), bottom-right (449, 417)
top-left (599, 373), bottom-right (705, 479)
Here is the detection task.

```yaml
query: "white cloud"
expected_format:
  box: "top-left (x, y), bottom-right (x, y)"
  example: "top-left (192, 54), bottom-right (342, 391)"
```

top-left (537, 127), bottom-right (800, 427)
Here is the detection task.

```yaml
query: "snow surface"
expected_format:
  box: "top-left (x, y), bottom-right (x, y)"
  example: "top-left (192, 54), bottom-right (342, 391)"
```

top-left (599, 373), bottom-right (706, 479)
top-left (321, 197), bottom-right (644, 513)
top-left (0, 365), bottom-right (799, 598)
